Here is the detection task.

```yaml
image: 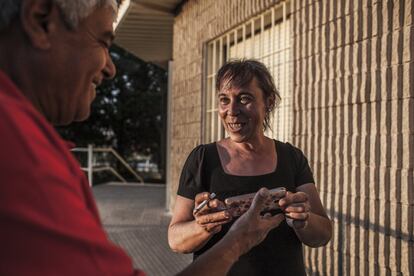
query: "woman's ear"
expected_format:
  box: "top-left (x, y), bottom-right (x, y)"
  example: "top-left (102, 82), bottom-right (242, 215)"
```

top-left (20, 0), bottom-right (58, 50)
top-left (266, 95), bottom-right (276, 112)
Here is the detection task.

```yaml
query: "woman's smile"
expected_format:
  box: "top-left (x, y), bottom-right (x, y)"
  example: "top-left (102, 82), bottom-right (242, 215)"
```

top-left (227, 122), bottom-right (246, 132)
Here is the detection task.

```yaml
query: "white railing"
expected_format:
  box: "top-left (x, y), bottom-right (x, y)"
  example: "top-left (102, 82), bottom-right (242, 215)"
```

top-left (72, 145), bottom-right (144, 186)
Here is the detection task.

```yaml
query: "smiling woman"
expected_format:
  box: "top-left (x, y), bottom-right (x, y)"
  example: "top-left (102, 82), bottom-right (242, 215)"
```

top-left (168, 59), bottom-right (332, 276)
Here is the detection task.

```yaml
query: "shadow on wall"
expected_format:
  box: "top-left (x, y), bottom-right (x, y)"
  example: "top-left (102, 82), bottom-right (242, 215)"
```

top-left (294, 0), bottom-right (414, 275)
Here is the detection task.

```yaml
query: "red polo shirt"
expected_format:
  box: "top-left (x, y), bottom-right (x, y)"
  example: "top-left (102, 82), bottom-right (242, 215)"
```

top-left (0, 71), bottom-right (145, 276)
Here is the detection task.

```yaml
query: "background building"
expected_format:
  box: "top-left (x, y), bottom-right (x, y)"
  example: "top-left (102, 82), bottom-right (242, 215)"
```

top-left (116, 0), bottom-right (414, 274)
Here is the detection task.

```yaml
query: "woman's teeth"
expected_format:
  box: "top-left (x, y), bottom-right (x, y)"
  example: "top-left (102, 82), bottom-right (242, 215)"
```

top-left (228, 123), bottom-right (244, 130)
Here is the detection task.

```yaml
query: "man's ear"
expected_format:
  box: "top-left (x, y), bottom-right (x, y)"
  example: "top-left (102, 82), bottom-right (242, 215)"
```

top-left (20, 0), bottom-right (59, 50)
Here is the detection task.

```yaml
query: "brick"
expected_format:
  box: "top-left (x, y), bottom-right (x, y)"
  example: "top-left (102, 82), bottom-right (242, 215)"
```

top-left (352, 42), bottom-right (361, 75)
top-left (381, 1), bottom-right (390, 34)
top-left (371, 3), bottom-right (379, 37)
top-left (361, 39), bottom-right (369, 73)
top-left (320, 1), bottom-right (328, 25)
top-left (328, 0), bottom-right (335, 22)
top-left (380, 33), bottom-right (391, 67)
top-left (402, 98), bottom-right (414, 135)
top-left (334, 47), bottom-right (342, 77)
top-left (401, 168), bottom-right (414, 205)
top-left (389, 170), bottom-right (401, 222)
top-left (405, 0), bottom-right (413, 26)
top-left (378, 226), bottom-right (391, 267)
top-left (367, 225), bottom-right (378, 262)
top-left (314, 1), bottom-right (321, 28)
top-left (379, 67), bottom-right (391, 101)
top-left (369, 69), bottom-right (379, 104)
top-left (393, 0), bottom-right (402, 30)
top-left (403, 26), bottom-right (414, 63)
top-left (320, 51), bottom-right (327, 80)
top-left (390, 92), bottom-right (403, 131)
top-left (343, 44), bottom-right (351, 74)
top-left (362, 6), bottom-right (370, 40)
top-left (401, 133), bottom-right (414, 171)
top-left (344, 0), bottom-right (351, 16)
top-left (345, 14), bottom-right (352, 45)
top-left (401, 240), bottom-right (414, 274)
top-left (391, 31), bottom-right (402, 66)
top-left (370, 36), bottom-right (380, 71)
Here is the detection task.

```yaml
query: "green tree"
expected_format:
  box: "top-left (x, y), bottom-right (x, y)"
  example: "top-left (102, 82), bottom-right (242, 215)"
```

top-left (56, 44), bottom-right (167, 182)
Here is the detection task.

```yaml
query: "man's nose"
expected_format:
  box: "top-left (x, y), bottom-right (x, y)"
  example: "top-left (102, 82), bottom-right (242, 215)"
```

top-left (103, 52), bottom-right (116, 79)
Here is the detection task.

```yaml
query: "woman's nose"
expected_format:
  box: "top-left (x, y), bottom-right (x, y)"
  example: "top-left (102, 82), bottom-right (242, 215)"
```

top-left (227, 101), bottom-right (240, 116)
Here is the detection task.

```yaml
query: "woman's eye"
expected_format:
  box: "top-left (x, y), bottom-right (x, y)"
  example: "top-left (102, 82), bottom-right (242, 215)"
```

top-left (240, 97), bottom-right (252, 104)
top-left (219, 98), bottom-right (230, 104)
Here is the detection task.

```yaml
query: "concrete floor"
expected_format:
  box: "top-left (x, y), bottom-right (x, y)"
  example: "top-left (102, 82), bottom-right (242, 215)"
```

top-left (93, 182), bottom-right (192, 276)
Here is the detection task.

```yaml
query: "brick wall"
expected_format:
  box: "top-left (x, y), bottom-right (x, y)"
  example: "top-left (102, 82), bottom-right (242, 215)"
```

top-left (293, 0), bottom-right (414, 275)
top-left (169, 0), bottom-right (414, 274)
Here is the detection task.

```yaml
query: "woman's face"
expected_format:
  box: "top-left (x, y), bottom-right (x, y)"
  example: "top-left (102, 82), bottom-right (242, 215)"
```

top-left (218, 77), bottom-right (268, 143)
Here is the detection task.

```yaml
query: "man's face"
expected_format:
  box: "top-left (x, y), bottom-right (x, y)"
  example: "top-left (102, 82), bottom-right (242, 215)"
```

top-left (45, 5), bottom-right (116, 125)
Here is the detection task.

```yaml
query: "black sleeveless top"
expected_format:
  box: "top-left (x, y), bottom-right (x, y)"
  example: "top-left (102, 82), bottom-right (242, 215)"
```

top-left (177, 140), bottom-right (315, 276)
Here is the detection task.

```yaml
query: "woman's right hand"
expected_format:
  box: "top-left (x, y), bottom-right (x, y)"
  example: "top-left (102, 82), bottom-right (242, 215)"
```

top-left (193, 192), bottom-right (233, 234)
top-left (168, 193), bottom-right (233, 253)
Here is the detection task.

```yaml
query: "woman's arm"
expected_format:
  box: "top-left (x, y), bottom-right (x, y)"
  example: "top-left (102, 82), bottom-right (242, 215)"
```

top-left (279, 183), bottom-right (332, 247)
top-left (168, 194), bottom-right (232, 253)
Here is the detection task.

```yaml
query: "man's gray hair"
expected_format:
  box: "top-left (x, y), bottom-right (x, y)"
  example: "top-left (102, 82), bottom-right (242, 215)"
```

top-left (0, 0), bottom-right (118, 30)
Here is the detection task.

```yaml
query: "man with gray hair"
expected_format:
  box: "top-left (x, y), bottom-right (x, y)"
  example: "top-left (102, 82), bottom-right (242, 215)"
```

top-left (0, 0), bottom-right (284, 275)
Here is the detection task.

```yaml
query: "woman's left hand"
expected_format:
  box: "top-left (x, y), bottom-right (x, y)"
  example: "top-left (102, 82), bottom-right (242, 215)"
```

top-left (278, 191), bottom-right (311, 229)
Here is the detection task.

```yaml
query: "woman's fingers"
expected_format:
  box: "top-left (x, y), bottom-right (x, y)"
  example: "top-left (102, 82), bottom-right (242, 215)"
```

top-left (279, 192), bottom-right (310, 227)
top-left (193, 192), bottom-right (232, 235)
top-left (284, 202), bottom-right (310, 213)
top-left (202, 222), bottom-right (226, 233)
top-left (197, 219), bottom-right (230, 234)
top-left (195, 210), bottom-right (231, 225)
top-left (282, 197), bottom-right (310, 229)
top-left (195, 199), bottom-right (228, 215)
top-left (194, 191), bottom-right (228, 215)
top-left (285, 211), bottom-right (309, 221)
top-left (279, 191), bottom-right (308, 208)
top-left (194, 192), bottom-right (210, 205)
top-left (285, 203), bottom-right (310, 220)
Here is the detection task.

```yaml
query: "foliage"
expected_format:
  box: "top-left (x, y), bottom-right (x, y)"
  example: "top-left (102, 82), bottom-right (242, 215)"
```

top-left (56, 44), bottom-right (167, 182)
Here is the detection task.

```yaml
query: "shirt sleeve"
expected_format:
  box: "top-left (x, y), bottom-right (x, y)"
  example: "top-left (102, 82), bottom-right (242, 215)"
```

top-left (177, 145), bottom-right (206, 200)
top-left (286, 143), bottom-right (315, 187)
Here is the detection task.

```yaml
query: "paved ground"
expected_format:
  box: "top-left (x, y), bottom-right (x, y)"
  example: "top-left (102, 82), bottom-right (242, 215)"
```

top-left (93, 182), bottom-right (192, 276)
